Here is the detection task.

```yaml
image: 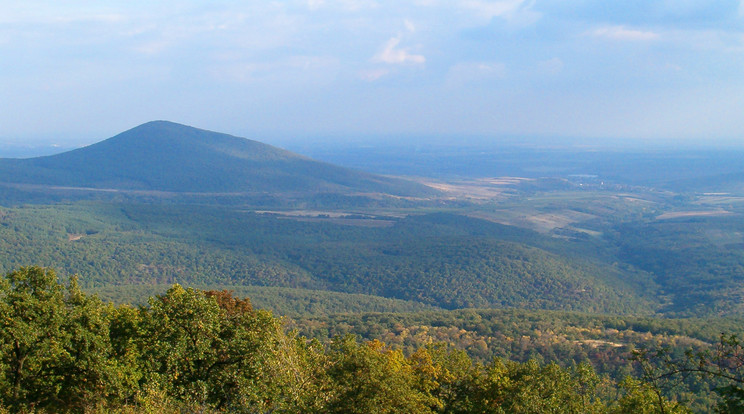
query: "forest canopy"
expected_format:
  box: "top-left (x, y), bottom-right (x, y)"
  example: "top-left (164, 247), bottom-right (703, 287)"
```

top-left (2, 266), bottom-right (738, 413)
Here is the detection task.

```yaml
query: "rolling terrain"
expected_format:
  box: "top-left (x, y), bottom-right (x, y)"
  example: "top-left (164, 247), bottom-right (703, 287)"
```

top-left (2, 121), bottom-right (744, 318)
top-left (0, 203), bottom-right (660, 314)
top-left (2, 123), bottom-right (744, 411)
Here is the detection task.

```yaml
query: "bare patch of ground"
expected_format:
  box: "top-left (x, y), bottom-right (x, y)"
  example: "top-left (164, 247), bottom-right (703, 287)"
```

top-left (412, 177), bottom-right (534, 200)
top-left (694, 195), bottom-right (744, 206)
top-left (278, 217), bottom-right (395, 227)
top-left (656, 210), bottom-right (733, 220)
top-left (255, 210), bottom-right (353, 218)
top-left (466, 209), bottom-right (598, 234)
top-left (256, 210), bottom-right (396, 227)
top-left (575, 339), bottom-right (624, 349)
top-left (524, 211), bottom-right (597, 233)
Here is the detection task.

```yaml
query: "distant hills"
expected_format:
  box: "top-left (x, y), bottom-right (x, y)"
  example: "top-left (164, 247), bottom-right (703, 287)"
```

top-left (0, 121), bottom-right (435, 198)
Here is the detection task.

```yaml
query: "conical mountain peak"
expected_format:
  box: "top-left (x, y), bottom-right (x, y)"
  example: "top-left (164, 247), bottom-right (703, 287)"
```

top-left (0, 121), bottom-right (435, 197)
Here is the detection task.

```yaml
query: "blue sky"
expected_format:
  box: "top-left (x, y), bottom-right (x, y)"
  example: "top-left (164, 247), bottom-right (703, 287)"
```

top-left (1, 0), bottom-right (743, 147)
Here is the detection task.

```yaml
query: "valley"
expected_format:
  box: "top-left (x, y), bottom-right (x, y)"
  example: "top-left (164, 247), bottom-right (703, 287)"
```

top-left (2, 121), bottom-right (744, 411)
top-left (2, 122), bottom-right (744, 318)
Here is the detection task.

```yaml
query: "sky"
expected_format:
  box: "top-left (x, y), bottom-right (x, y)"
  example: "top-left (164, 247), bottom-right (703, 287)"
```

top-left (1, 0), bottom-right (743, 148)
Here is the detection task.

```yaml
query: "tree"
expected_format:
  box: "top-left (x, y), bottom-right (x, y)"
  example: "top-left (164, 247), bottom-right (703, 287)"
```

top-left (612, 377), bottom-right (689, 414)
top-left (469, 359), bottom-right (610, 413)
top-left (138, 285), bottom-right (306, 412)
top-left (633, 333), bottom-right (744, 412)
top-left (324, 336), bottom-right (439, 414)
top-left (409, 343), bottom-right (478, 413)
top-left (0, 266), bottom-right (126, 411)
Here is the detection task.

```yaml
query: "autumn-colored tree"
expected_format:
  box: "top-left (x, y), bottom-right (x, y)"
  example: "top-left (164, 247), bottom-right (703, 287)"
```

top-left (324, 336), bottom-right (440, 414)
top-left (612, 377), bottom-right (689, 414)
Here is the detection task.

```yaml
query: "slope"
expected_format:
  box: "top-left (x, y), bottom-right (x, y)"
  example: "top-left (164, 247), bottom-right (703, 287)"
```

top-left (0, 202), bottom-right (661, 315)
top-left (0, 121), bottom-right (435, 197)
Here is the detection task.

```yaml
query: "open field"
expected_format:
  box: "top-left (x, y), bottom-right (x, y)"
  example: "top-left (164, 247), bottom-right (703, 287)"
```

top-left (413, 177), bottom-right (524, 200)
top-left (656, 210), bottom-right (734, 220)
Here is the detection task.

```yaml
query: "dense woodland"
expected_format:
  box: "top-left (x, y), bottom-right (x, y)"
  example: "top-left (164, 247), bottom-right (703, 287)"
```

top-left (4, 266), bottom-right (744, 413)
top-left (608, 217), bottom-right (744, 316)
top-left (0, 203), bottom-right (661, 313)
top-left (2, 196), bottom-right (744, 411)
top-left (3, 199), bottom-right (744, 317)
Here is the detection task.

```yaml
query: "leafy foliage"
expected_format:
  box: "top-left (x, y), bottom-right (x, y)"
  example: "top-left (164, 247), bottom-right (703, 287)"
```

top-left (608, 216), bottom-right (744, 316)
top-left (633, 333), bottom-right (744, 412)
top-left (0, 267), bottom-right (131, 411)
top-left (0, 267), bottom-right (690, 413)
top-left (91, 283), bottom-right (442, 315)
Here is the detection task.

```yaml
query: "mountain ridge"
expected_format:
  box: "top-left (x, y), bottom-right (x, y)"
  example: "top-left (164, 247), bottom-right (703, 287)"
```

top-left (0, 121), bottom-right (435, 197)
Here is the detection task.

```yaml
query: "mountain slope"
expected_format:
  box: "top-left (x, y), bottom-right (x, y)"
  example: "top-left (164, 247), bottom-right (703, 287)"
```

top-left (0, 203), bottom-right (661, 315)
top-left (0, 121), bottom-right (435, 197)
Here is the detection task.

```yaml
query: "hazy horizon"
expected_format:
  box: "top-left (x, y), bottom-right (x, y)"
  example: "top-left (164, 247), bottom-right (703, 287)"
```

top-left (3, 122), bottom-right (744, 164)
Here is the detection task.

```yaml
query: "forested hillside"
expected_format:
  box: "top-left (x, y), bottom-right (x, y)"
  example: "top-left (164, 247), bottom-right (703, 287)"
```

top-left (4, 267), bottom-right (740, 413)
top-left (0, 203), bottom-right (659, 314)
top-left (608, 216), bottom-right (744, 316)
top-left (3, 122), bottom-right (744, 412)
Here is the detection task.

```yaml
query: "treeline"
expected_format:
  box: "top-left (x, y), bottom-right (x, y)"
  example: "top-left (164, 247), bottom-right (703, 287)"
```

top-left (90, 284), bottom-right (441, 315)
top-left (292, 309), bottom-right (741, 411)
top-left (293, 308), bottom-right (740, 362)
top-left (1, 267), bottom-right (696, 413)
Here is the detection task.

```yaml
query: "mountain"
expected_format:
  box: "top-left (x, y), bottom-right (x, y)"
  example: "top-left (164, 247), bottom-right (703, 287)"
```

top-left (0, 121), bottom-right (435, 197)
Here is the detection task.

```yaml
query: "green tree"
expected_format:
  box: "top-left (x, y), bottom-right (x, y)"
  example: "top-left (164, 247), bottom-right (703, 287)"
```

top-left (632, 333), bottom-right (744, 413)
top-left (409, 343), bottom-right (478, 413)
top-left (469, 359), bottom-right (610, 413)
top-left (324, 336), bottom-right (439, 414)
top-left (0, 266), bottom-right (126, 412)
top-left (138, 285), bottom-right (303, 412)
top-left (612, 377), bottom-right (689, 414)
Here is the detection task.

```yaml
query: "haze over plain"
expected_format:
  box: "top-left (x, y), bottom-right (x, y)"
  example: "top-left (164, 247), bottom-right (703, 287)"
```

top-left (2, 0), bottom-right (744, 149)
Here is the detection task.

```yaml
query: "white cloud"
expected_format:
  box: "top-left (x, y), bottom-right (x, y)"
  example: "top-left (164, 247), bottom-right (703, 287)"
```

top-left (132, 40), bottom-right (171, 55)
top-left (404, 19), bottom-right (416, 32)
top-left (304, 0), bottom-right (378, 11)
top-left (53, 13), bottom-right (127, 24)
top-left (462, 0), bottom-right (525, 19)
top-left (358, 68), bottom-right (389, 81)
top-left (590, 26), bottom-right (660, 41)
top-left (459, 0), bottom-right (540, 26)
top-left (373, 37), bottom-right (425, 64)
top-left (0, 3), bottom-right (127, 25)
top-left (307, 0), bottom-right (325, 10)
